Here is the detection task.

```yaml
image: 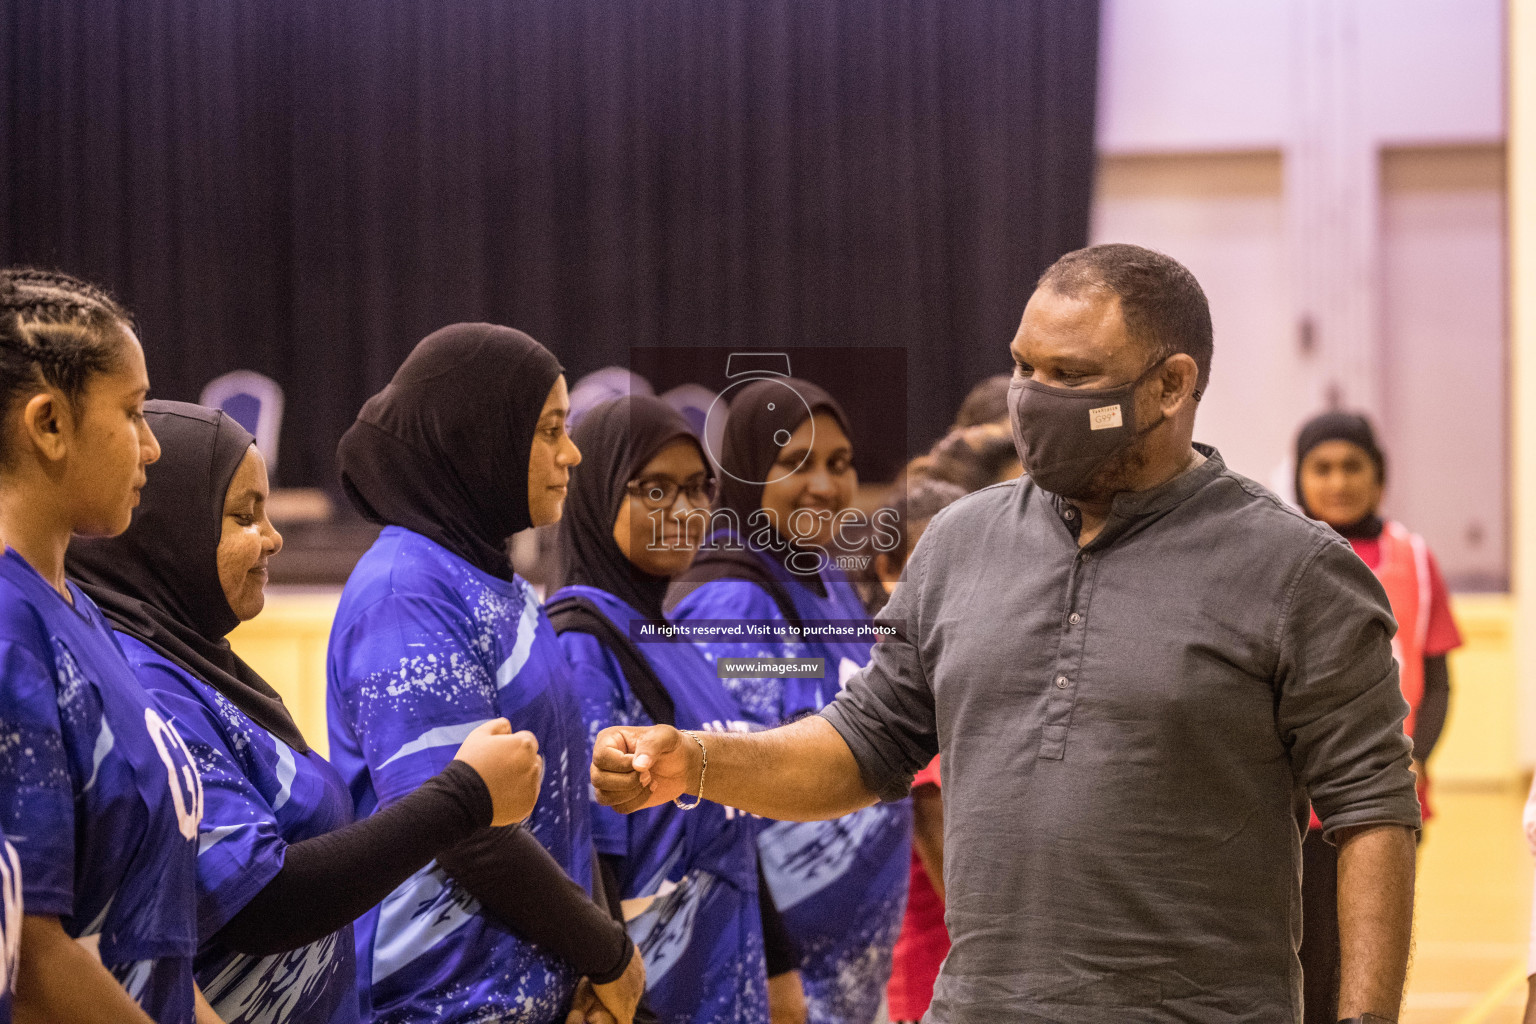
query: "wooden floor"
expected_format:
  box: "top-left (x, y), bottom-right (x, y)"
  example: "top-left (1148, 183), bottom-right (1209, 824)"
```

top-left (1405, 783), bottom-right (1531, 1024)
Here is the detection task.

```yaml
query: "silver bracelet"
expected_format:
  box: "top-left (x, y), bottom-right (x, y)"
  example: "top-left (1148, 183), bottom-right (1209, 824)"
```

top-left (674, 730), bottom-right (707, 810)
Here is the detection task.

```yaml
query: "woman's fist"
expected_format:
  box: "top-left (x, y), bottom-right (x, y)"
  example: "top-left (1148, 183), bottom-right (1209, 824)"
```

top-left (455, 718), bottom-right (543, 826)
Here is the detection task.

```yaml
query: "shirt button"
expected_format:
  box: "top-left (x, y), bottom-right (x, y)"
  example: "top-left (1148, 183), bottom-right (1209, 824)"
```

top-left (1055, 675), bottom-right (1070, 688)
top-left (1063, 507), bottom-right (1076, 520)
top-left (1069, 613), bottom-right (1082, 625)
top-left (1080, 553), bottom-right (1092, 563)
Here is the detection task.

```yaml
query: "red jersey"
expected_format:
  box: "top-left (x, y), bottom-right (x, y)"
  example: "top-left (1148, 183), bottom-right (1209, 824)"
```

top-left (886, 756), bottom-right (949, 1022)
top-left (1308, 522), bottom-right (1461, 829)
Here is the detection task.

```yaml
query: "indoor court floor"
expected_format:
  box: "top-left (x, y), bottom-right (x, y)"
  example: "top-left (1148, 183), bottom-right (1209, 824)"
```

top-left (1403, 784), bottom-right (1531, 1024)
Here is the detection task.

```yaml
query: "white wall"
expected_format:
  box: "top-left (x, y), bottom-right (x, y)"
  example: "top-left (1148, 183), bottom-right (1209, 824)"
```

top-left (1093, 152), bottom-right (1293, 486)
top-left (1098, 0), bottom-right (1504, 153)
top-left (1094, 0), bottom-right (1507, 588)
top-left (1379, 145), bottom-right (1507, 590)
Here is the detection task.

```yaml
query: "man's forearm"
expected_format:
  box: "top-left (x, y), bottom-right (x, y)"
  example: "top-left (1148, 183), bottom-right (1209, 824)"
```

top-left (686, 717), bottom-right (878, 821)
top-left (1336, 824), bottom-right (1416, 1020)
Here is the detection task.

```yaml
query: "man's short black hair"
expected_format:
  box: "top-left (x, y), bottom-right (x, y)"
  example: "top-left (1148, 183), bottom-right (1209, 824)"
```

top-left (1036, 243), bottom-right (1214, 393)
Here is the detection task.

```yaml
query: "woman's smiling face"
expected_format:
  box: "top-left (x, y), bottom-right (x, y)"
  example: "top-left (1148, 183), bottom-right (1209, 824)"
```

top-left (217, 445), bottom-right (283, 621)
top-left (757, 412), bottom-right (856, 550)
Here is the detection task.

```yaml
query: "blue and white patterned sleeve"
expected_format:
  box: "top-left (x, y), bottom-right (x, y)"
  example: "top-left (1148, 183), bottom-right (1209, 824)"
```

top-left (0, 638), bottom-right (73, 918)
top-left (557, 631), bottom-right (640, 859)
top-left (137, 664), bottom-right (286, 939)
top-left (331, 595), bottom-right (501, 810)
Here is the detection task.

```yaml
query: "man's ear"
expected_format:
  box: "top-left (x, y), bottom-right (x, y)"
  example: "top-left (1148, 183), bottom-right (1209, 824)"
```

top-left (19, 390), bottom-right (72, 463)
top-left (1159, 354), bottom-right (1201, 413)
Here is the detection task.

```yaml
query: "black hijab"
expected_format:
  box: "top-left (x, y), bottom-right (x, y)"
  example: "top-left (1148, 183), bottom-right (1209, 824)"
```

top-left (1294, 410), bottom-right (1386, 538)
top-left (715, 377), bottom-right (850, 594)
top-left (337, 323), bottom-right (564, 581)
top-left (557, 396), bottom-right (709, 621)
top-left (716, 377), bottom-right (849, 520)
top-left (68, 401), bottom-right (310, 753)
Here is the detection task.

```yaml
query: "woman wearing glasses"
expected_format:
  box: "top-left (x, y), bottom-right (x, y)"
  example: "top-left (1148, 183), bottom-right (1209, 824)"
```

top-left (549, 396), bottom-right (769, 1024)
top-left (665, 378), bottom-right (910, 1024)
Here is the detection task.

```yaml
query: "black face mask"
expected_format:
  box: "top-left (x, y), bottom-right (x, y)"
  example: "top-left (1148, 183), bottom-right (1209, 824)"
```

top-left (1008, 359), bottom-right (1170, 499)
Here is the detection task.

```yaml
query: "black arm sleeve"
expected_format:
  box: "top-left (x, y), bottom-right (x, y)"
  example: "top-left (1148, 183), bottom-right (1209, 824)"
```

top-left (1413, 654), bottom-right (1451, 762)
top-left (759, 860), bottom-right (801, 978)
top-left (597, 854), bottom-right (626, 923)
top-left (436, 822), bottom-right (634, 984)
top-left (215, 759), bottom-right (492, 956)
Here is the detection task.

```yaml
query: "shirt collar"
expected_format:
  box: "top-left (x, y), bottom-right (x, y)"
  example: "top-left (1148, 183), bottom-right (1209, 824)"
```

top-left (1107, 442), bottom-right (1224, 518)
top-left (1047, 443), bottom-right (1226, 540)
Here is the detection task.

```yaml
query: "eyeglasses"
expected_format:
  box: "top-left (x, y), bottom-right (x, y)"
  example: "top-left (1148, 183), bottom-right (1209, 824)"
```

top-left (625, 476), bottom-right (718, 510)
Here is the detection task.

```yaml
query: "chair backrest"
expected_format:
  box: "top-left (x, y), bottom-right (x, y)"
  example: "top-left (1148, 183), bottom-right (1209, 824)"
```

top-left (567, 366), bottom-right (654, 431)
top-left (659, 383), bottom-right (726, 472)
top-left (200, 370), bottom-right (284, 470)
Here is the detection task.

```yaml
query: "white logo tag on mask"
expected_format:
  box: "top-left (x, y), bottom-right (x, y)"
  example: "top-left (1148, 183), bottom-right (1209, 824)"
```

top-left (1089, 404), bottom-right (1124, 431)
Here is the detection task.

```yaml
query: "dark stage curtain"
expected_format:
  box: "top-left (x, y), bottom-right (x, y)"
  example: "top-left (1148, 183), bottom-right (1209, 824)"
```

top-left (3, 1), bottom-right (1099, 488)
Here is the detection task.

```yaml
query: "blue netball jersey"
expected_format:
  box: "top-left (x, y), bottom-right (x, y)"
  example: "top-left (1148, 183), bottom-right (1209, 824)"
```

top-left (551, 585), bottom-right (768, 1024)
top-left (671, 554), bottom-right (911, 1024)
top-left (327, 526), bottom-right (591, 1024)
top-left (0, 832), bottom-right (21, 1024)
top-left (120, 636), bottom-right (359, 1024)
top-left (0, 549), bottom-right (202, 1024)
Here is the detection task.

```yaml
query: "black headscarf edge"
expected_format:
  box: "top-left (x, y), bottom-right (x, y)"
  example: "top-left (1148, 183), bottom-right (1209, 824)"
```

top-left (337, 323), bottom-right (564, 581)
top-left (67, 401), bottom-right (311, 753)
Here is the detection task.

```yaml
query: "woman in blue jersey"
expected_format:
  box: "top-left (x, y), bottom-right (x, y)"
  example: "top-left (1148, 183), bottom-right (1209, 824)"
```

top-left (548, 395), bottom-right (768, 1024)
top-left (67, 401), bottom-right (545, 1024)
top-left (667, 378), bottom-right (911, 1024)
top-left (0, 268), bottom-right (208, 1024)
top-left (0, 829), bottom-right (18, 1024)
top-left (327, 324), bottom-right (645, 1024)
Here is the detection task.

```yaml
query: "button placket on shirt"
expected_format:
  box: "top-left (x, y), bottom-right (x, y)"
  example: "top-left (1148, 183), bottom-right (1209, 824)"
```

top-left (1041, 540), bottom-right (1097, 760)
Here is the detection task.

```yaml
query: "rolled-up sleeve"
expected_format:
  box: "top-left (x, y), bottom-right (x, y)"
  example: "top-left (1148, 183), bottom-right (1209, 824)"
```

top-left (1276, 536), bottom-right (1421, 840)
top-left (820, 530), bottom-right (940, 803)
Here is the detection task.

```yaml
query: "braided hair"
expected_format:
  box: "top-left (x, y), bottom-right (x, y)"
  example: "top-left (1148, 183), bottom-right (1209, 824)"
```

top-left (0, 267), bottom-right (134, 463)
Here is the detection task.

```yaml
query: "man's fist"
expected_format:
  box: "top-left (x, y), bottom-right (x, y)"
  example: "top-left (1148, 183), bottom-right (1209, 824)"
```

top-left (590, 725), bottom-right (701, 814)
top-left (454, 718), bottom-right (543, 826)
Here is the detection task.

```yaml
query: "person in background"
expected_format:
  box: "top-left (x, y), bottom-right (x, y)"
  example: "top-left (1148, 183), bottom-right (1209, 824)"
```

top-left (667, 378), bottom-right (911, 1024)
top-left (594, 244), bottom-right (1419, 1024)
top-left (904, 374), bottom-right (1020, 495)
top-left (949, 375), bottom-right (1010, 431)
top-left (67, 401), bottom-right (545, 1024)
top-left (0, 267), bottom-right (211, 1023)
top-left (0, 827), bottom-right (16, 1024)
top-left (915, 430), bottom-right (1020, 494)
top-left (327, 324), bottom-right (645, 1024)
top-left (548, 395), bottom-right (769, 1024)
top-left (1294, 410), bottom-right (1462, 1023)
top-left (870, 479), bottom-right (965, 1024)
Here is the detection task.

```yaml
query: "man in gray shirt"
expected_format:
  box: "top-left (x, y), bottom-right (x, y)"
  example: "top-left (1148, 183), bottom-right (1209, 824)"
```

top-left (592, 244), bottom-right (1419, 1024)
